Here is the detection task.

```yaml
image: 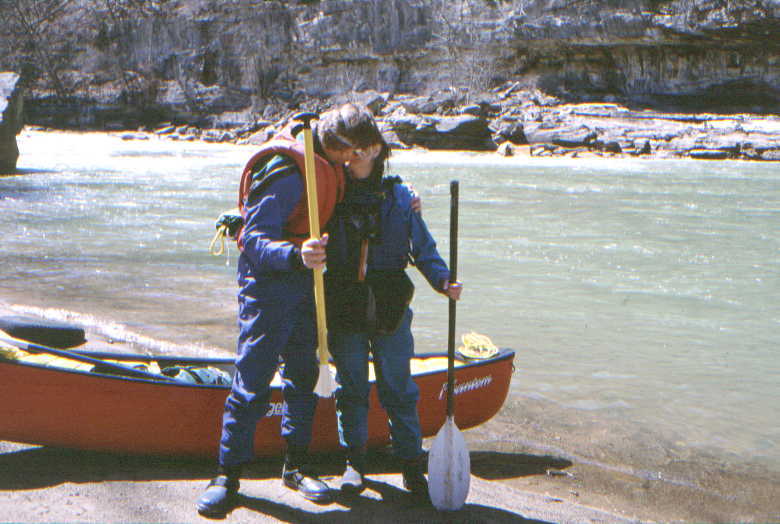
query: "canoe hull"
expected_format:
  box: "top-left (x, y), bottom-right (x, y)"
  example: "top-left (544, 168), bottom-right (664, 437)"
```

top-left (0, 349), bottom-right (514, 457)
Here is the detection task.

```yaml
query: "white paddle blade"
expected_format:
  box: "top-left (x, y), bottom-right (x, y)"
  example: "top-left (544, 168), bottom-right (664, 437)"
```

top-left (427, 416), bottom-right (471, 511)
top-left (314, 362), bottom-right (335, 397)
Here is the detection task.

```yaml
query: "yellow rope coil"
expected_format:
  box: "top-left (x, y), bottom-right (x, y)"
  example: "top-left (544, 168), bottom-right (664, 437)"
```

top-left (458, 331), bottom-right (500, 359)
top-left (209, 225), bottom-right (230, 256)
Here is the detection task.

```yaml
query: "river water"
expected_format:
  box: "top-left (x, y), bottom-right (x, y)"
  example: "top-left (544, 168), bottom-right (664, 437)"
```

top-left (2, 130), bottom-right (778, 496)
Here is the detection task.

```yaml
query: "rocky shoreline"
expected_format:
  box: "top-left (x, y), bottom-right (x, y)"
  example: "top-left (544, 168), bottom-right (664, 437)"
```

top-left (118, 87), bottom-right (780, 163)
top-left (4, 77), bottom-right (780, 173)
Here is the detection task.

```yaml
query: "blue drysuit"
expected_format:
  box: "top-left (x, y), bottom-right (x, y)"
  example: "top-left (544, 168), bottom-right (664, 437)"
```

top-left (328, 177), bottom-right (450, 460)
top-left (219, 155), bottom-right (319, 467)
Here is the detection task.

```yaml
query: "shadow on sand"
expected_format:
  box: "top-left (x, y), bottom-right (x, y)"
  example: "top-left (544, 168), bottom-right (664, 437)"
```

top-left (0, 445), bottom-right (572, 491)
top-left (233, 480), bottom-right (551, 523)
top-left (0, 444), bottom-right (570, 523)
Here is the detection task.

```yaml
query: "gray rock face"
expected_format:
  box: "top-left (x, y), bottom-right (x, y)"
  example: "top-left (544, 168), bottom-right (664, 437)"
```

top-left (2, 1), bottom-right (778, 129)
top-left (0, 72), bottom-right (24, 173)
top-left (390, 114), bottom-right (495, 151)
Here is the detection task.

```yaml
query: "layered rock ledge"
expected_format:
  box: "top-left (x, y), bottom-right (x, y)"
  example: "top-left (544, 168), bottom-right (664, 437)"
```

top-left (121, 87), bottom-right (780, 162)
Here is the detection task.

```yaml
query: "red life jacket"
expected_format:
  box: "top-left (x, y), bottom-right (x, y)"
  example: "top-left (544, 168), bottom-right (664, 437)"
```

top-left (237, 131), bottom-right (345, 249)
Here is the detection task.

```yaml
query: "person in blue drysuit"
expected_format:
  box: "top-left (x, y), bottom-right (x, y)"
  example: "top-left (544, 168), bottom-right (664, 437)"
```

top-left (324, 139), bottom-right (463, 500)
top-left (197, 104), bottom-right (387, 518)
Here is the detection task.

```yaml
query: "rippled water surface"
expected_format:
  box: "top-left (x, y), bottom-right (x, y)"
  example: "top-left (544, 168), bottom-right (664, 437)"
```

top-left (2, 130), bottom-right (779, 478)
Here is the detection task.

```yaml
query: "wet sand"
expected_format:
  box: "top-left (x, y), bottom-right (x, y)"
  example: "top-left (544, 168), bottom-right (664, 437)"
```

top-left (2, 408), bottom-right (779, 523)
top-left (469, 403), bottom-right (780, 523)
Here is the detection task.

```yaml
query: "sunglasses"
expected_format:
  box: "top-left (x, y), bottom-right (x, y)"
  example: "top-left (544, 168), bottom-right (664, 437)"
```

top-left (333, 134), bottom-right (369, 158)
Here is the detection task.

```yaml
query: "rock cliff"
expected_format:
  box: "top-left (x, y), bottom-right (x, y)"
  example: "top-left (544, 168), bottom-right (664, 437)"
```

top-left (1, 0), bottom-right (777, 131)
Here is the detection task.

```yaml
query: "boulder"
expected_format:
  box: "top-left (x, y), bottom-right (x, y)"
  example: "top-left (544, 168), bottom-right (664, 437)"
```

top-left (760, 149), bottom-right (780, 161)
top-left (246, 126), bottom-right (276, 145)
top-left (494, 119), bottom-right (526, 144)
top-left (334, 90), bottom-right (389, 115)
top-left (0, 72), bottom-right (24, 173)
top-left (497, 142), bottom-right (514, 156)
top-left (388, 113), bottom-right (495, 151)
top-left (524, 122), bottom-right (596, 148)
top-left (689, 149), bottom-right (731, 160)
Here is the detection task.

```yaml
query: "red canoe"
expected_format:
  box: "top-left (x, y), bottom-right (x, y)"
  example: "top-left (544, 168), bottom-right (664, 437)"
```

top-left (0, 331), bottom-right (514, 458)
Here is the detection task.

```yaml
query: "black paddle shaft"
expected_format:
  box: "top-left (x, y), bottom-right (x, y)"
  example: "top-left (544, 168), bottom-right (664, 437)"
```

top-left (447, 180), bottom-right (459, 418)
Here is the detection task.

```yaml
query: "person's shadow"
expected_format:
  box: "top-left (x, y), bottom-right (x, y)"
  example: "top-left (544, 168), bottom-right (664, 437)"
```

top-left (235, 480), bottom-right (552, 523)
top-left (232, 449), bottom-right (568, 522)
top-left (0, 444), bottom-right (570, 523)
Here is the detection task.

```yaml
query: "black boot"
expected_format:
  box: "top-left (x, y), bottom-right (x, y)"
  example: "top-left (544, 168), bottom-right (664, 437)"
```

top-left (402, 455), bottom-right (429, 501)
top-left (196, 464), bottom-right (242, 517)
top-left (340, 446), bottom-right (367, 494)
top-left (282, 446), bottom-right (332, 503)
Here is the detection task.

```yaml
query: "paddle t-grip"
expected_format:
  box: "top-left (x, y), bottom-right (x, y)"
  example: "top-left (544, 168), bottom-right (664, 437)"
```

top-left (294, 112), bottom-right (318, 130)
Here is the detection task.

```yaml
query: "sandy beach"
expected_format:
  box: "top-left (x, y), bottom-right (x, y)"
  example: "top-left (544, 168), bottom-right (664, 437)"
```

top-left (0, 439), bottom-right (636, 524)
top-left (3, 408), bottom-right (779, 524)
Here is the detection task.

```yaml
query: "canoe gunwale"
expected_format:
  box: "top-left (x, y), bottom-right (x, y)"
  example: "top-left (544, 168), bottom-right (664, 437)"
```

top-left (1, 347), bottom-right (515, 390)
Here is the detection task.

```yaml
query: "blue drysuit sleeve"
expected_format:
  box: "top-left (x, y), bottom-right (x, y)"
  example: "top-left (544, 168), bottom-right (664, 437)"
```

top-left (397, 184), bottom-right (450, 292)
top-left (241, 162), bottom-right (304, 272)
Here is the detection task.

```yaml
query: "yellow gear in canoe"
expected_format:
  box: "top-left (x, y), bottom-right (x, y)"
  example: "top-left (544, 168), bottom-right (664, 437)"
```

top-left (458, 332), bottom-right (499, 360)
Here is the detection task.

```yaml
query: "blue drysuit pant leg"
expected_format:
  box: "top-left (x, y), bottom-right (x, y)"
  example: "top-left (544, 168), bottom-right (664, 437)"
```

top-left (279, 298), bottom-right (319, 447)
top-left (219, 287), bottom-right (318, 467)
top-left (372, 309), bottom-right (423, 460)
top-left (331, 330), bottom-right (372, 451)
top-left (332, 308), bottom-right (422, 459)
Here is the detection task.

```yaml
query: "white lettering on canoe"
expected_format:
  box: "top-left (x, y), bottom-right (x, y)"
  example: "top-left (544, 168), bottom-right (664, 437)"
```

top-left (265, 402), bottom-right (285, 417)
top-left (438, 375), bottom-right (493, 400)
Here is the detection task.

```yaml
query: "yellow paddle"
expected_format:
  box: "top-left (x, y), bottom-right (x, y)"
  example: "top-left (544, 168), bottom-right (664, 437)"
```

top-left (428, 180), bottom-right (470, 510)
top-left (297, 112), bottom-right (335, 398)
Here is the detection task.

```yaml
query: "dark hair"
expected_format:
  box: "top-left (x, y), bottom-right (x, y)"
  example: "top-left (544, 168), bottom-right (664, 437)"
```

top-left (317, 103), bottom-right (384, 151)
top-left (367, 140), bottom-right (391, 187)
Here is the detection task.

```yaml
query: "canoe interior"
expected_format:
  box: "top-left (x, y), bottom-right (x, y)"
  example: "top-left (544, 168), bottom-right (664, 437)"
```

top-left (0, 342), bottom-right (480, 386)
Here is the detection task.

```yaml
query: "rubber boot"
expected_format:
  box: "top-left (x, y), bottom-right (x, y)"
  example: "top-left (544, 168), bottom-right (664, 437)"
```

top-left (402, 454), bottom-right (429, 501)
top-left (282, 446), bottom-right (332, 503)
top-left (196, 464), bottom-right (242, 517)
top-left (340, 446), bottom-right (367, 494)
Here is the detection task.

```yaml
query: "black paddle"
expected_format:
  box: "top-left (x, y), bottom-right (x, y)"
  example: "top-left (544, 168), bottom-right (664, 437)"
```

top-left (428, 180), bottom-right (471, 510)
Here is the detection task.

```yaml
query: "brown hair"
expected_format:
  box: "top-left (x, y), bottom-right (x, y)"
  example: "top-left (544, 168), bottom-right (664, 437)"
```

top-left (317, 103), bottom-right (384, 151)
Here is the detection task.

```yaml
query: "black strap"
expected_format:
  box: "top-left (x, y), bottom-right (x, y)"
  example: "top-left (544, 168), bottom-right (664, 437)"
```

top-left (246, 155), bottom-right (298, 204)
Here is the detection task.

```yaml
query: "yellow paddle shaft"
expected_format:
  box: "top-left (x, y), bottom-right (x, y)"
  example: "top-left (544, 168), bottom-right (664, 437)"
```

top-left (301, 126), bottom-right (330, 367)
